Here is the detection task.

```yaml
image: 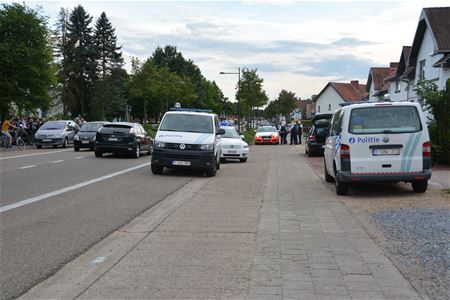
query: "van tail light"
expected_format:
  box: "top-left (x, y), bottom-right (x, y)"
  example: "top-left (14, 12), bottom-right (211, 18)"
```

top-left (309, 136), bottom-right (316, 141)
top-left (340, 144), bottom-right (350, 159)
top-left (422, 141), bottom-right (431, 157)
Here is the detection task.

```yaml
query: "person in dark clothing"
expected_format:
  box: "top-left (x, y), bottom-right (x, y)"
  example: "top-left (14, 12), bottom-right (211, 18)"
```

top-left (290, 123), bottom-right (298, 145)
top-left (279, 122), bottom-right (288, 145)
top-left (298, 121), bottom-right (303, 144)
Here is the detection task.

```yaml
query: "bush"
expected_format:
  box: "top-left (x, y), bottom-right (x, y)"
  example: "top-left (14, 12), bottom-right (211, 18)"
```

top-left (243, 128), bottom-right (256, 145)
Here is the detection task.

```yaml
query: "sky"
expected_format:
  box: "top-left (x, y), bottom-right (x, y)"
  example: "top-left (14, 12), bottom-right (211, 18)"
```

top-left (22, 0), bottom-right (450, 103)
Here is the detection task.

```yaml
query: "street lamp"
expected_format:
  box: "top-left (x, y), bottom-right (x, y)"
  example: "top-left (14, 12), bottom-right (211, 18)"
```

top-left (219, 67), bottom-right (241, 133)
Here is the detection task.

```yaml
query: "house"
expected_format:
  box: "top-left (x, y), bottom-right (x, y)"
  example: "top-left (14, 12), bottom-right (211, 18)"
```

top-left (384, 46), bottom-right (412, 102)
top-left (313, 80), bottom-right (367, 115)
top-left (366, 64), bottom-right (397, 101)
top-left (387, 7), bottom-right (450, 105)
top-left (297, 98), bottom-right (314, 119)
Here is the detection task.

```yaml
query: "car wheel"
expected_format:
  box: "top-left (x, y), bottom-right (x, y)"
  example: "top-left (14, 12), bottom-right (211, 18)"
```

top-left (62, 138), bottom-right (68, 148)
top-left (151, 164), bottom-right (163, 175)
top-left (220, 157), bottom-right (225, 163)
top-left (95, 150), bottom-right (103, 157)
top-left (148, 144), bottom-right (153, 155)
top-left (36, 145), bottom-right (42, 149)
top-left (335, 169), bottom-right (348, 195)
top-left (132, 144), bottom-right (140, 158)
top-left (74, 146), bottom-right (80, 152)
top-left (305, 146), bottom-right (308, 154)
top-left (239, 158), bottom-right (248, 162)
top-left (206, 156), bottom-right (217, 177)
top-left (324, 159), bottom-right (334, 182)
top-left (216, 156), bottom-right (220, 170)
top-left (412, 180), bottom-right (428, 193)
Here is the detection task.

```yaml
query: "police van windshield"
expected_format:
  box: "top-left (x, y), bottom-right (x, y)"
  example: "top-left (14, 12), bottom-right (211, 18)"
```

top-left (349, 106), bottom-right (422, 134)
top-left (160, 114), bottom-right (213, 134)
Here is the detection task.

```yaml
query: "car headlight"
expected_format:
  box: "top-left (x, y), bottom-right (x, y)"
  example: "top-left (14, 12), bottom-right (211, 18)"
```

top-left (35, 133), bottom-right (40, 138)
top-left (243, 144), bottom-right (249, 149)
top-left (154, 141), bottom-right (166, 148)
top-left (74, 135), bottom-right (80, 141)
top-left (93, 136), bottom-right (96, 141)
top-left (200, 143), bottom-right (214, 151)
top-left (272, 133), bottom-right (278, 138)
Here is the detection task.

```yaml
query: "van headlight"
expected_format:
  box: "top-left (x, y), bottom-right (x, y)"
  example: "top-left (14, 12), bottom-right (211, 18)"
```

top-left (200, 144), bottom-right (214, 151)
top-left (154, 141), bottom-right (166, 148)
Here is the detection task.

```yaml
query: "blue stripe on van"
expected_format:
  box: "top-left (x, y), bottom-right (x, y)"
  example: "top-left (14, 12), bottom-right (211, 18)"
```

top-left (405, 132), bottom-right (421, 172)
top-left (401, 133), bottom-right (416, 172)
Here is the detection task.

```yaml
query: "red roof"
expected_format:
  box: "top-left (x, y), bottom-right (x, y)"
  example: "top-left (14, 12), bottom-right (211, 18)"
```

top-left (368, 67), bottom-right (392, 91)
top-left (330, 82), bottom-right (367, 102)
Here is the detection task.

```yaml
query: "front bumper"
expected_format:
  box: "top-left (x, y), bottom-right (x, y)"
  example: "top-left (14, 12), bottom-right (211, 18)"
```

top-left (35, 138), bottom-right (65, 146)
top-left (221, 148), bottom-right (249, 159)
top-left (255, 136), bottom-right (279, 144)
top-left (152, 148), bottom-right (215, 169)
top-left (338, 170), bottom-right (432, 183)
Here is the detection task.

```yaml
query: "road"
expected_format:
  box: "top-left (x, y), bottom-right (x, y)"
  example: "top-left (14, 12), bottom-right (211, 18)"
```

top-left (0, 148), bottom-right (193, 300)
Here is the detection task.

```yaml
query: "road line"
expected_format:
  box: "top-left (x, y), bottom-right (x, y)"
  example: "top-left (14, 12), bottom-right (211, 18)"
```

top-left (19, 165), bottom-right (36, 169)
top-left (52, 160), bottom-right (64, 163)
top-left (0, 149), bottom-right (72, 160)
top-left (74, 156), bottom-right (85, 159)
top-left (0, 162), bottom-right (151, 214)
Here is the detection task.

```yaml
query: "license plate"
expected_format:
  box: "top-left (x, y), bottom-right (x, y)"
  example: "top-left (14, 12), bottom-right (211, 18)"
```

top-left (81, 140), bottom-right (90, 144)
top-left (372, 148), bottom-right (400, 156)
top-left (43, 139), bottom-right (51, 142)
top-left (172, 161), bottom-right (191, 166)
top-left (227, 150), bottom-right (237, 154)
top-left (109, 138), bottom-right (118, 141)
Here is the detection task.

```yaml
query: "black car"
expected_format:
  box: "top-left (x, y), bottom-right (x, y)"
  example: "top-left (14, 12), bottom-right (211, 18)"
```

top-left (305, 114), bottom-right (332, 156)
top-left (94, 123), bottom-right (153, 158)
top-left (74, 122), bottom-right (109, 151)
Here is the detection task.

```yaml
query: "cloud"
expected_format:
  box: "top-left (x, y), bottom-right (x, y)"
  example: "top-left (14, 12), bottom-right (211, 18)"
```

top-left (331, 37), bottom-right (377, 47)
top-left (299, 55), bottom-right (374, 78)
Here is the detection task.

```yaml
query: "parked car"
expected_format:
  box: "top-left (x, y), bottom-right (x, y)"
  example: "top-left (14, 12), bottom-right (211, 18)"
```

top-left (305, 114), bottom-right (332, 156)
top-left (74, 121), bottom-right (109, 151)
top-left (324, 102), bottom-right (431, 195)
top-left (220, 126), bottom-right (249, 162)
top-left (94, 122), bottom-right (153, 158)
top-left (255, 126), bottom-right (279, 145)
top-left (34, 120), bottom-right (78, 149)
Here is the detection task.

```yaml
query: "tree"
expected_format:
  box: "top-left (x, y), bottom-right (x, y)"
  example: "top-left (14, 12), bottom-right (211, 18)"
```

top-left (238, 68), bottom-right (269, 126)
top-left (91, 12), bottom-right (125, 120)
top-left (277, 89), bottom-right (298, 119)
top-left (53, 7), bottom-right (70, 115)
top-left (65, 5), bottom-right (97, 117)
top-left (0, 3), bottom-right (55, 118)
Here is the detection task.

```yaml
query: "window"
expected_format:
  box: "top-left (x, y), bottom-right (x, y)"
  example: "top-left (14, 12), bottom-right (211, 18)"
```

top-left (317, 105), bottom-right (320, 113)
top-left (328, 104), bottom-right (331, 111)
top-left (395, 80), bottom-right (400, 93)
top-left (419, 60), bottom-right (425, 81)
top-left (330, 110), bottom-right (343, 136)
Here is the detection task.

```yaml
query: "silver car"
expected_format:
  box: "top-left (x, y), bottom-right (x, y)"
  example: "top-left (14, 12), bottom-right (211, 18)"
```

top-left (35, 120), bottom-right (78, 149)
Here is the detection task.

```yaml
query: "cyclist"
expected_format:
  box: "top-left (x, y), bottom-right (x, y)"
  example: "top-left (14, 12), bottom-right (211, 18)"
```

top-left (1, 116), bottom-right (17, 147)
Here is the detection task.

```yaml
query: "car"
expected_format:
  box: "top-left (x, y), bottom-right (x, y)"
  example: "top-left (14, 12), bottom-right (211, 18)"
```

top-left (151, 109), bottom-right (225, 176)
top-left (74, 121), bottom-right (109, 151)
top-left (255, 126), bottom-right (279, 145)
top-left (220, 126), bottom-right (249, 162)
top-left (324, 101), bottom-right (431, 195)
top-left (94, 122), bottom-right (153, 158)
top-left (34, 120), bottom-right (78, 149)
top-left (305, 114), bottom-right (332, 156)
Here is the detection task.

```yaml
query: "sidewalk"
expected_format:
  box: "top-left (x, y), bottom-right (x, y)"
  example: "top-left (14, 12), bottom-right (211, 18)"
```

top-left (22, 146), bottom-right (421, 299)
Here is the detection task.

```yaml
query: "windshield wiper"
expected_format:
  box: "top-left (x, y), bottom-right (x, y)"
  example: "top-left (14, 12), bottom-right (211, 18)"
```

top-left (383, 130), bottom-right (394, 134)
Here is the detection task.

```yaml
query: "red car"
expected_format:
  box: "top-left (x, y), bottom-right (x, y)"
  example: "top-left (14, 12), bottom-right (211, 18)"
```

top-left (255, 126), bottom-right (279, 144)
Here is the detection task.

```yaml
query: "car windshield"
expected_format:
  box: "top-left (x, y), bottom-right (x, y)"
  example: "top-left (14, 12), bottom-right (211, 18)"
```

top-left (257, 126), bottom-right (277, 132)
top-left (349, 106), bottom-right (422, 134)
top-left (159, 114), bottom-right (213, 134)
top-left (80, 123), bottom-right (104, 132)
top-left (40, 122), bottom-right (65, 130)
top-left (222, 128), bottom-right (241, 139)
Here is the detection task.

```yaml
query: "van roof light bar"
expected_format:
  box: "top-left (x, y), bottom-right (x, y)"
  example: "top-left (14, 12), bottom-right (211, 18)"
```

top-left (169, 108), bottom-right (213, 113)
top-left (338, 101), bottom-right (367, 107)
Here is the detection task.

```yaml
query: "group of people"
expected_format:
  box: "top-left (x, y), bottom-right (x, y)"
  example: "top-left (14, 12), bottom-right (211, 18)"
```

top-left (1, 116), bottom-right (44, 147)
top-left (277, 121), bottom-right (303, 145)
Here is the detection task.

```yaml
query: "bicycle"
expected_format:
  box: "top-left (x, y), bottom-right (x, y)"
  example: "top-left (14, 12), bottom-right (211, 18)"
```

top-left (1, 129), bottom-right (25, 151)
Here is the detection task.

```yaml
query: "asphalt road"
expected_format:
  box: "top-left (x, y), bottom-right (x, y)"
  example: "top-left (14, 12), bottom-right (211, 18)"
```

top-left (0, 148), bottom-right (194, 300)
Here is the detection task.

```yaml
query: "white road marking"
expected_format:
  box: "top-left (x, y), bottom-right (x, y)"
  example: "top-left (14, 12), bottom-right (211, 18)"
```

top-left (74, 156), bottom-right (85, 159)
top-left (52, 160), bottom-right (64, 163)
top-left (0, 162), bottom-right (151, 214)
top-left (19, 165), bottom-right (36, 169)
top-left (0, 149), bottom-right (72, 160)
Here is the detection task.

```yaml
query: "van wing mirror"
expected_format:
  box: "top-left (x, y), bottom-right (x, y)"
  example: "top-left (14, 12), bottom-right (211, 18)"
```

top-left (217, 128), bottom-right (225, 135)
top-left (151, 124), bottom-right (159, 131)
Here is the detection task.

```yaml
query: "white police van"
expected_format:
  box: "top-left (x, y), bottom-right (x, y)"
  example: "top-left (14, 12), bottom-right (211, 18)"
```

top-left (151, 108), bottom-right (224, 176)
top-left (324, 101), bottom-right (431, 195)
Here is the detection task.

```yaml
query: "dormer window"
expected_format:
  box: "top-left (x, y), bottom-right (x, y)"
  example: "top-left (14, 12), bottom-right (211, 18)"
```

top-left (419, 60), bottom-right (425, 81)
top-left (328, 104), bottom-right (331, 111)
top-left (395, 80), bottom-right (400, 93)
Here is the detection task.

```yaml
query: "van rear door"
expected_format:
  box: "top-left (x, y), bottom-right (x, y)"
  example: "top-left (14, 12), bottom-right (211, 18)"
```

top-left (347, 105), bottom-right (424, 174)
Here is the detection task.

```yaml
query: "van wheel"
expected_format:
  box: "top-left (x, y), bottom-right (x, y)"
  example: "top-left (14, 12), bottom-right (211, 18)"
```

top-left (151, 164), bottom-right (163, 175)
top-left (324, 160), bottom-right (334, 182)
top-left (206, 157), bottom-right (217, 177)
top-left (412, 180), bottom-right (428, 193)
top-left (335, 171), bottom-right (348, 195)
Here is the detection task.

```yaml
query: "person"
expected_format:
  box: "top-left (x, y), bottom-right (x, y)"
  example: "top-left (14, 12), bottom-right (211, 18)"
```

top-left (297, 121), bottom-right (303, 144)
top-left (1, 116), bottom-right (17, 147)
top-left (290, 122), bottom-right (298, 145)
top-left (279, 122), bottom-right (288, 145)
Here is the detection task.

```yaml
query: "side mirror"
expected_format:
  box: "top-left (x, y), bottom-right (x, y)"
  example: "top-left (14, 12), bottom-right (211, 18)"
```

top-left (217, 128), bottom-right (225, 135)
top-left (240, 135), bottom-right (245, 139)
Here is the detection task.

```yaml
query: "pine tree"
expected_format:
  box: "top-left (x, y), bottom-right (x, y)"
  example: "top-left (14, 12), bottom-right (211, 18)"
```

top-left (65, 5), bottom-right (97, 117)
top-left (54, 7), bottom-right (69, 115)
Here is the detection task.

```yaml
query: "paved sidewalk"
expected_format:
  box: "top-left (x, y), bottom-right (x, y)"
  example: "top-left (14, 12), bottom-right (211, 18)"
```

top-left (22, 145), bottom-right (421, 299)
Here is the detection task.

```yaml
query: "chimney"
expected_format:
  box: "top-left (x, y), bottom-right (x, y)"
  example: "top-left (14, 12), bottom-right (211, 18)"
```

top-left (351, 80), bottom-right (359, 89)
top-left (390, 62), bottom-right (399, 68)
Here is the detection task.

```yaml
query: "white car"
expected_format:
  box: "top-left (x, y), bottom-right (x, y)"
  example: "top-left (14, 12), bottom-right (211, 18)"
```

top-left (220, 127), bottom-right (249, 162)
top-left (324, 101), bottom-right (431, 195)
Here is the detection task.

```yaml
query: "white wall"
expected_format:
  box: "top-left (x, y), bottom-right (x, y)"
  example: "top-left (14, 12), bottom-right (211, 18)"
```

top-left (367, 80), bottom-right (379, 102)
top-left (388, 79), bottom-right (408, 102)
top-left (315, 85), bottom-right (344, 115)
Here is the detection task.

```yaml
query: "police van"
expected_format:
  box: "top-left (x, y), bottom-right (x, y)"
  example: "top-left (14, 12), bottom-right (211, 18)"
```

top-left (324, 101), bottom-right (431, 195)
top-left (151, 108), bottom-right (224, 176)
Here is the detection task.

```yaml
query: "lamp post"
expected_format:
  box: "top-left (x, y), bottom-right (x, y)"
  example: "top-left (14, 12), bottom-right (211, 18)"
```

top-left (219, 67), bottom-right (241, 133)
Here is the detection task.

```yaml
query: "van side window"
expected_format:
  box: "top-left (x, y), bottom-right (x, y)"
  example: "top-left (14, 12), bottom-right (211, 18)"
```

top-left (330, 110), bottom-right (343, 136)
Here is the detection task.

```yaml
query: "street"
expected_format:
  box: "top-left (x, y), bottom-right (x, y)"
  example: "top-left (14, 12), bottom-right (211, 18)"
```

top-left (1, 144), bottom-right (448, 299)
